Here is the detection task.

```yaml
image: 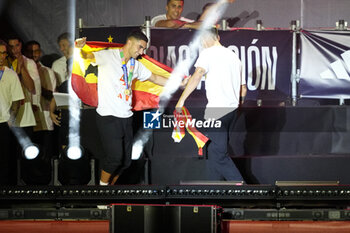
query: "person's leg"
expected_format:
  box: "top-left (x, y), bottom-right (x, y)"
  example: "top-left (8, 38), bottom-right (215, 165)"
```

top-left (110, 116), bottom-right (133, 185)
top-left (206, 111), bottom-right (244, 181)
top-left (0, 123), bottom-right (11, 185)
top-left (121, 117), bottom-right (133, 170)
top-left (96, 114), bottom-right (124, 185)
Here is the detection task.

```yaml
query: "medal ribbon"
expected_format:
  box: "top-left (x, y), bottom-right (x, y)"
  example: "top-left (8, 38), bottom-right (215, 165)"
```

top-left (172, 106), bottom-right (209, 156)
top-left (0, 69), bottom-right (3, 81)
top-left (119, 49), bottom-right (135, 91)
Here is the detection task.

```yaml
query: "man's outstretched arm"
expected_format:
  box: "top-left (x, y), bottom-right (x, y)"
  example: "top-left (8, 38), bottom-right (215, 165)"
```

top-left (175, 67), bottom-right (205, 112)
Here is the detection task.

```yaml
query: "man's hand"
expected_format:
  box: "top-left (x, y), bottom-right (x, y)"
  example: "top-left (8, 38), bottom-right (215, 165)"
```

top-left (76, 38), bottom-right (96, 60)
top-left (16, 55), bottom-right (24, 75)
top-left (180, 76), bottom-right (190, 89)
top-left (75, 37), bottom-right (87, 49)
top-left (50, 111), bottom-right (61, 126)
top-left (175, 101), bottom-right (184, 114)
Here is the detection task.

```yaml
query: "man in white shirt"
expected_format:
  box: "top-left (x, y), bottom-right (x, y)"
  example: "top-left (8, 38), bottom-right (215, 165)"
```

top-left (75, 31), bottom-right (174, 185)
top-left (25, 40), bottom-right (57, 158)
top-left (0, 40), bottom-right (24, 184)
top-left (176, 28), bottom-right (247, 181)
top-left (7, 36), bottom-right (41, 136)
top-left (151, 0), bottom-right (196, 28)
top-left (151, 0), bottom-right (236, 29)
top-left (52, 32), bottom-right (74, 86)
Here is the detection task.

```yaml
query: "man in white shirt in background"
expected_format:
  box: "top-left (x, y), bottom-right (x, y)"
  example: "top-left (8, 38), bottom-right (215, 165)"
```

top-left (52, 32), bottom-right (74, 86)
top-left (25, 40), bottom-right (57, 158)
top-left (7, 36), bottom-right (41, 137)
top-left (0, 40), bottom-right (24, 185)
top-left (151, 0), bottom-right (236, 29)
top-left (151, 0), bottom-right (195, 28)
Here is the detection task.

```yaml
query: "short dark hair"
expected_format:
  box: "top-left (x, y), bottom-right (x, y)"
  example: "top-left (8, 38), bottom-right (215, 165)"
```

top-left (24, 40), bottom-right (41, 50)
top-left (6, 34), bottom-right (22, 44)
top-left (0, 40), bottom-right (9, 58)
top-left (0, 40), bottom-right (8, 47)
top-left (57, 32), bottom-right (73, 45)
top-left (126, 30), bottom-right (149, 43)
top-left (0, 39), bottom-right (9, 52)
top-left (167, 0), bottom-right (184, 4)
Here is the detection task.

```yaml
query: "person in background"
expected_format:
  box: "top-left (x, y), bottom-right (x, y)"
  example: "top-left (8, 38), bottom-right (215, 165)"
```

top-left (196, 2), bottom-right (215, 21)
top-left (151, 0), bottom-right (236, 29)
top-left (52, 32), bottom-right (74, 86)
top-left (24, 40), bottom-right (57, 158)
top-left (7, 35), bottom-right (41, 138)
top-left (151, 0), bottom-right (196, 28)
top-left (0, 40), bottom-right (24, 184)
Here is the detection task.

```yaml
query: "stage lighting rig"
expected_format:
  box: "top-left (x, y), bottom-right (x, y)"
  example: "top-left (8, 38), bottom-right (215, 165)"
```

top-left (56, 146), bottom-right (93, 185)
top-left (22, 144), bottom-right (40, 160)
top-left (66, 146), bottom-right (83, 160)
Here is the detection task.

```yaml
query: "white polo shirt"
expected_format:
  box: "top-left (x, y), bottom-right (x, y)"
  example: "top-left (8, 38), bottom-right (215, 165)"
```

top-left (52, 56), bottom-right (67, 86)
top-left (194, 45), bottom-right (245, 120)
top-left (0, 67), bottom-right (24, 123)
top-left (93, 49), bottom-right (152, 118)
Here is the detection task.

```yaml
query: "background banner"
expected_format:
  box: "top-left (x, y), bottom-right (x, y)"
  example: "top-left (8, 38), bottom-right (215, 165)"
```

top-left (149, 29), bottom-right (293, 102)
top-left (299, 30), bottom-right (350, 99)
top-left (220, 30), bottom-right (293, 101)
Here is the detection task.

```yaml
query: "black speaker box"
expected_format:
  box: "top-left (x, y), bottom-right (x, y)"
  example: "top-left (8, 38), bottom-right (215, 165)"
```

top-left (110, 204), bottom-right (219, 233)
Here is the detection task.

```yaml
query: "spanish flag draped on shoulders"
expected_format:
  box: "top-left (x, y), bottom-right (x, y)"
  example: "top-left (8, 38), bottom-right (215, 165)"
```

top-left (71, 41), bottom-right (171, 110)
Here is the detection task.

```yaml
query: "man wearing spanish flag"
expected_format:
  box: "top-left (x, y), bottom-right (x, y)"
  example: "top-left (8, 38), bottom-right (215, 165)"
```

top-left (75, 31), bottom-right (170, 186)
top-left (176, 28), bottom-right (247, 182)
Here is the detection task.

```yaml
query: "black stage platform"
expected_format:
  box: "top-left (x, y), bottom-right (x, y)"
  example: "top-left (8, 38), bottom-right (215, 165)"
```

top-left (77, 105), bottom-right (350, 185)
top-left (1, 184), bottom-right (350, 221)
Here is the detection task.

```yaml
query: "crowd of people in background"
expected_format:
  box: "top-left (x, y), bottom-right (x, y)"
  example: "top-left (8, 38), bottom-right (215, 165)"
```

top-left (0, 32), bottom-right (74, 185)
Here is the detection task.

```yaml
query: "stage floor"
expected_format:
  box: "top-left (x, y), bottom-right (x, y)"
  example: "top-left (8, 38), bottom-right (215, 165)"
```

top-left (1, 220), bottom-right (350, 233)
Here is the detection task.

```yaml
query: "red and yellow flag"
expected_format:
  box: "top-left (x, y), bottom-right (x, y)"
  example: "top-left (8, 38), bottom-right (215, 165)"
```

top-left (71, 41), bottom-right (172, 110)
top-left (172, 106), bottom-right (209, 156)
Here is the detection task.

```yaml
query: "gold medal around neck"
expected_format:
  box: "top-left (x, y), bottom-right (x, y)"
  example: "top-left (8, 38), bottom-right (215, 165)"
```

top-left (124, 89), bottom-right (131, 96)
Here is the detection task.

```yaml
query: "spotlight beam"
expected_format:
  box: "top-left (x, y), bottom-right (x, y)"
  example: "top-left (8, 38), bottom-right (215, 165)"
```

top-left (5, 114), bottom-right (39, 159)
top-left (67, 0), bottom-right (81, 153)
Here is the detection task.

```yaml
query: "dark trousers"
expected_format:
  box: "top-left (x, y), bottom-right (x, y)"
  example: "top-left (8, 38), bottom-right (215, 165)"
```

top-left (0, 122), bottom-right (14, 184)
top-left (206, 110), bottom-right (244, 181)
top-left (96, 113), bottom-right (133, 175)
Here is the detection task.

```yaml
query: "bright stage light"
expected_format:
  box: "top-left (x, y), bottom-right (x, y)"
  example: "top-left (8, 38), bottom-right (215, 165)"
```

top-left (23, 145), bottom-right (40, 160)
top-left (58, 145), bottom-right (91, 185)
top-left (66, 146), bottom-right (82, 160)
